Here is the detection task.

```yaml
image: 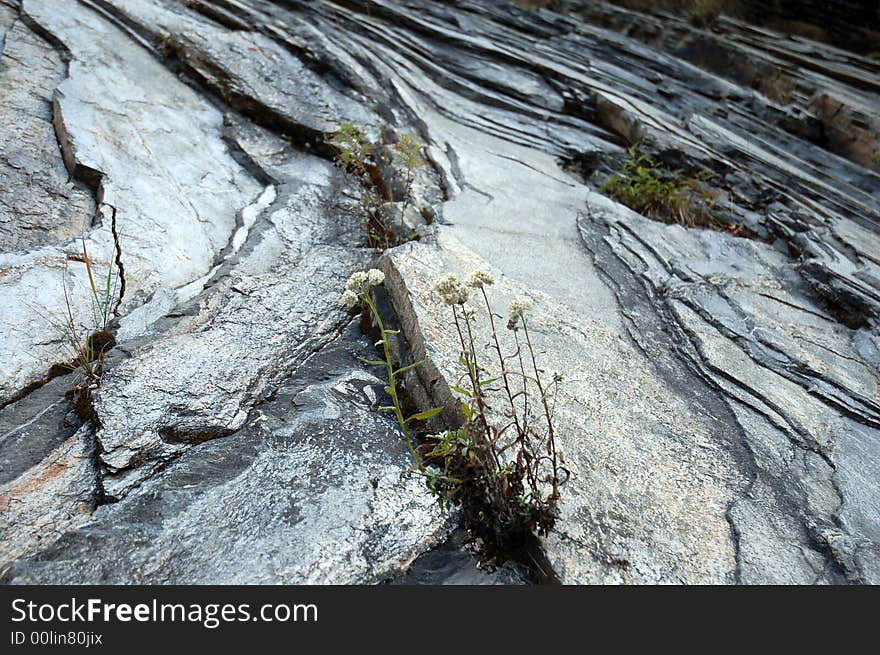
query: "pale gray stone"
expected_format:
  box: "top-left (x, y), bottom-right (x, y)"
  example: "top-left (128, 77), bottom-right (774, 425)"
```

top-left (2, 0), bottom-right (878, 585)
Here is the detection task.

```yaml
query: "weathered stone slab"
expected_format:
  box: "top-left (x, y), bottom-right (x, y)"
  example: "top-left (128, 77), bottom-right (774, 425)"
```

top-left (1, 0), bottom-right (261, 402)
top-left (0, 424), bottom-right (97, 572)
top-left (0, 4), bottom-right (93, 253)
top-left (382, 230), bottom-right (745, 583)
top-left (5, 324), bottom-right (451, 584)
top-left (0, 374), bottom-right (77, 486)
top-left (579, 195), bottom-right (880, 583)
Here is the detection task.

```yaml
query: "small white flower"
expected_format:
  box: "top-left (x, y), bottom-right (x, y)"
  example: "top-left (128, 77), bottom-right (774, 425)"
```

top-left (367, 268), bottom-right (385, 286)
top-left (468, 270), bottom-right (494, 289)
top-left (507, 297), bottom-right (531, 329)
top-left (342, 289), bottom-right (359, 309)
top-left (345, 271), bottom-right (369, 292)
top-left (434, 273), bottom-right (470, 305)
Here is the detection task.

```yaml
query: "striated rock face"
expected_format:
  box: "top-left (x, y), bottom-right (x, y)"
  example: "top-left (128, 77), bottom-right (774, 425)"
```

top-left (7, 324), bottom-right (452, 584)
top-left (0, 2), bottom-right (93, 252)
top-left (733, 0), bottom-right (879, 56)
top-left (1, 0), bottom-right (878, 584)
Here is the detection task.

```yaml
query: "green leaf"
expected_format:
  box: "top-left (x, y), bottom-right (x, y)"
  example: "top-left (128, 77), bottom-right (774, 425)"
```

top-left (450, 385), bottom-right (472, 398)
top-left (405, 407), bottom-right (444, 424)
top-left (377, 405), bottom-right (396, 413)
top-left (479, 377), bottom-right (500, 387)
top-left (383, 329), bottom-right (400, 335)
top-left (358, 357), bottom-right (387, 367)
top-left (393, 360), bottom-right (424, 376)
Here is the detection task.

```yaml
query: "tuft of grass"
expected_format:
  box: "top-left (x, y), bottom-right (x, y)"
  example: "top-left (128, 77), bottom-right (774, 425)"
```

top-left (599, 144), bottom-right (727, 230)
top-left (50, 238), bottom-right (119, 386)
top-left (758, 69), bottom-right (796, 105)
top-left (512, 0), bottom-right (558, 8)
top-left (39, 217), bottom-right (121, 421)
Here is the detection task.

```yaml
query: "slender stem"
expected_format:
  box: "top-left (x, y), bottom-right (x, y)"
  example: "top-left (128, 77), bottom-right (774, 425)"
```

top-left (480, 288), bottom-right (523, 449)
top-left (522, 319), bottom-right (559, 498)
top-left (399, 167), bottom-right (413, 228)
top-left (364, 291), bottom-right (422, 468)
top-left (452, 305), bottom-right (500, 474)
top-left (462, 309), bottom-right (481, 389)
top-left (513, 330), bottom-right (530, 441)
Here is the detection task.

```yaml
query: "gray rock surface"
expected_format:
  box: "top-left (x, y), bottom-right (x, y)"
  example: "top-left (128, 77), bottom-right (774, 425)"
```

top-left (1, 424), bottom-right (97, 574)
top-left (0, 1), bottom-right (93, 252)
top-left (0, 374), bottom-right (78, 486)
top-left (1, 0), bottom-right (878, 584)
top-left (0, 0), bottom-right (261, 402)
top-left (6, 323), bottom-right (451, 583)
top-left (382, 231), bottom-right (745, 583)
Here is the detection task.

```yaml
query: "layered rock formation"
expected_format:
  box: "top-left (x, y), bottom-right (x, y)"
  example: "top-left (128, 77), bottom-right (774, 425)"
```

top-left (1, 0), bottom-right (878, 584)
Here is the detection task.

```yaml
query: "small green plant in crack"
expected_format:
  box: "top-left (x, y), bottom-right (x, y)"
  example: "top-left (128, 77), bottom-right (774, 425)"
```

top-left (392, 132), bottom-right (426, 232)
top-left (332, 123), bottom-right (389, 249)
top-left (331, 123), bottom-right (426, 249)
top-left (758, 68), bottom-right (796, 105)
top-left (40, 230), bottom-right (120, 421)
top-left (333, 122), bottom-right (373, 177)
top-left (599, 144), bottom-right (743, 233)
top-left (512, 0), bottom-right (558, 8)
top-left (342, 269), bottom-right (443, 466)
top-left (59, 241), bottom-right (118, 380)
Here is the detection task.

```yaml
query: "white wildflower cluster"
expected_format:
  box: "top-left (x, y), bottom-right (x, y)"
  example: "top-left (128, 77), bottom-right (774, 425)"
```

top-left (468, 269), bottom-right (494, 289)
top-left (342, 268), bottom-right (385, 310)
top-left (507, 297), bottom-right (531, 330)
top-left (342, 290), bottom-right (359, 310)
top-left (346, 271), bottom-right (368, 291)
top-left (434, 273), bottom-right (470, 306)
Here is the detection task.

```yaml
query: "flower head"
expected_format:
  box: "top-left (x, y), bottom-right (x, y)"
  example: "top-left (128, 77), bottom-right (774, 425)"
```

top-left (345, 269), bottom-right (385, 297)
top-left (342, 289), bottom-right (359, 310)
top-left (367, 268), bottom-right (385, 286)
top-left (507, 297), bottom-right (531, 330)
top-left (345, 271), bottom-right (369, 292)
top-left (434, 273), bottom-right (470, 305)
top-left (468, 270), bottom-right (494, 289)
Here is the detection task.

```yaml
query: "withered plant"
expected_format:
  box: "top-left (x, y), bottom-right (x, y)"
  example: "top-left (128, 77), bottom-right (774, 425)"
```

top-left (425, 272), bottom-right (566, 551)
top-left (343, 268), bottom-right (567, 554)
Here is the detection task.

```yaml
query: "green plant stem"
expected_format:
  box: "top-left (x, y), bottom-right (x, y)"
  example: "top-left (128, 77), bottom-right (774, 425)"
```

top-left (399, 168), bottom-right (413, 229)
top-left (512, 330), bottom-right (531, 443)
top-left (522, 318), bottom-right (559, 500)
top-left (363, 290), bottom-right (422, 468)
top-left (479, 288), bottom-right (525, 445)
top-left (453, 305), bottom-right (503, 474)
